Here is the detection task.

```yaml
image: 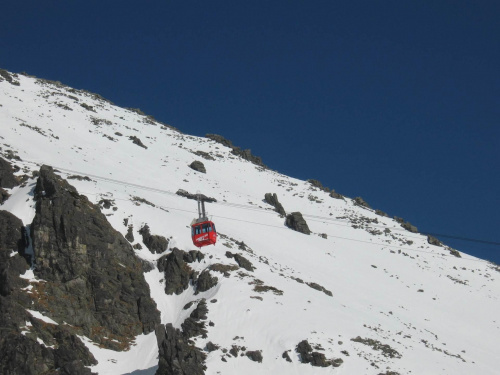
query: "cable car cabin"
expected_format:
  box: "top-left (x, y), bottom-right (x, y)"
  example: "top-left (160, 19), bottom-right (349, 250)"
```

top-left (191, 221), bottom-right (217, 248)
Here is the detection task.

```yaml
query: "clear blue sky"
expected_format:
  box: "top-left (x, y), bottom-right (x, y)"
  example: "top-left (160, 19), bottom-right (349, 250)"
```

top-left (2, 1), bottom-right (499, 263)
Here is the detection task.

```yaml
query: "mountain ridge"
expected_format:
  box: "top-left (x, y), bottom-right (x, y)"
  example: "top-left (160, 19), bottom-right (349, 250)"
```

top-left (1, 68), bottom-right (499, 374)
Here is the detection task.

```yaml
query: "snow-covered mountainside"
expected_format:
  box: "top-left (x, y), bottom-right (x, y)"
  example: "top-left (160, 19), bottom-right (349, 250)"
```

top-left (1, 69), bottom-right (499, 375)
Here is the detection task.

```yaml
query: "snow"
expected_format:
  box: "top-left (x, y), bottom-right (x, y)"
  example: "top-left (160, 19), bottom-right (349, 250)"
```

top-left (27, 309), bottom-right (59, 325)
top-left (1, 71), bottom-right (500, 374)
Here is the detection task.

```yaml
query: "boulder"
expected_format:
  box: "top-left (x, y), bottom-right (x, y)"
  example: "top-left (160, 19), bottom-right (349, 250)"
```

top-left (157, 248), bottom-right (204, 295)
top-left (285, 212), bottom-right (311, 235)
top-left (139, 224), bottom-right (168, 253)
top-left (190, 160), bottom-right (206, 173)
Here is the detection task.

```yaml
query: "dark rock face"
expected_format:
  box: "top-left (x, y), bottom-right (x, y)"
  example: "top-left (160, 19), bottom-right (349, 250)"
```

top-left (190, 160), bottom-right (206, 173)
top-left (0, 188), bottom-right (10, 204)
top-left (139, 224), bottom-right (169, 254)
top-left (157, 248), bottom-right (204, 295)
top-left (0, 211), bottom-right (29, 296)
top-left (282, 351), bottom-right (292, 362)
top-left (225, 251), bottom-right (255, 272)
top-left (30, 165), bottom-right (160, 349)
top-left (206, 134), bottom-right (266, 168)
top-left (176, 189), bottom-right (217, 203)
top-left (156, 300), bottom-right (209, 374)
top-left (0, 211), bottom-right (97, 374)
top-left (264, 193), bottom-right (286, 216)
top-left (329, 190), bottom-right (344, 199)
top-left (206, 342), bottom-right (219, 352)
top-left (0, 157), bottom-right (19, 189)
top-left (125, 224), bottom-right (135, 242)
top-left (196, 270), bottom-right (218, 294)
top-left (285, 212), bottom-right (311, 235)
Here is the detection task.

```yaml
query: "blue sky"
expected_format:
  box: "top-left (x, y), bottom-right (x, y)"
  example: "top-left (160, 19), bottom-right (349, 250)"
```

top-left (2, 1), bottom-right (499, 263)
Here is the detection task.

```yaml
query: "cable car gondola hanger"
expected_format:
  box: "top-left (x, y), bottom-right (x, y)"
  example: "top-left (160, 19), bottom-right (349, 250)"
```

top-left (191, 193), bottom-right (217, 248)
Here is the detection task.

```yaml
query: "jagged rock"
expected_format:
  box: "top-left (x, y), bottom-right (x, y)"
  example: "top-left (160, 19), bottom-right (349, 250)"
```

top-left (206, 342), bottom-right (219, 352)
top-left (0, 211), bottom-right (29, 296)
top-left (375, 209), bottom-right (389, 217)
top-left (129, 135), bottom-right (147, 149)
top-left (157, 248), bottom-right (204, 295)
top-left (229, 345), bottom-right (240, 357)
top-left (190, 160), bottom-right (206, 173)
top-left (427, 235), bottom-right (442, 246)
top-left (0, 157), bottom-right (19, 189)
top-left (285, 212), bottom-right (311, 235)
top-left (0, 69), bottom-right (20, 86)
top-left (206, 134), bottom-right (266, 168)
top-left (450, 249), bottom-right (461, 257)
top-left (246, 350), bottom-right (263, 363)
top-left (139, 224), bottom-right (168, 253)
top-left (0, 188), bottom-right (10, 204)
top-left (125, 224), bottom-right (134, 242)
top-left (307, 179), bottom-right (330, 193)
top-left (156, 323), bottom-right (207, 375)
top-left (329, 190), bottom-right (344, 199)
top-left (205, 134), bottom-right (234, 148)
top-left (226, 251), bottom-right (255, 271)
top-left (30, 166), bottom-right (160, 348)
top-left (194, 151), bottom-right (216, 161)
top-left (394, 216), bottom-right (418, 233)
top-left (306, 282), bottom-right (333, 297)
top-left (196, 270), bottom-right (218, 294)
top-left (176, 189), bottom-right (217, 203)
top-left (264, 193), bottom-right (286, 216)
top-left (296, 339), bottom-right (339, 367)
top-left (181, 299), bottom-right (208, 339)
top-left (282, 351), bottom-right (292, 362)
top-left (354, 196), bottom-right (371, 209)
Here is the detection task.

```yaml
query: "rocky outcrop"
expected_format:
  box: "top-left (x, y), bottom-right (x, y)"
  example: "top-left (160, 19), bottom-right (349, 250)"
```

top-left (129, 135), bottom-right (148, 149)
top-left (190, 160), bottom-right (207, 173)
top-left (176, 189), bottom-right (217, 203)
top-left (206, 134), bottom-right (266, 168)
top-left (157, 248), bottom-right (204, 295)
top-left (196, 270), bottom-right (218, 294)
top-left (226, 251), bottom-right (255, 272)
top-left (296, 340), bottom-right (342, 368)
top-left (0, 209), bottom-right (97, 374)
top-left (354, 196), bottom-right (371, 209)
top-left (264, 193), bottom-right (286, 216)
top-left (427, 235), bottom-right (442, 247)
top-left (394, 216), bottom-right (418, 233)
top-left (156, 300), bottom-right (209, 374)
top-left (139, 224), bottom-right (169, 254)
top-left (285, 212), bottom-right (311, 235)
top-left (0, 69), bottom-right (20, 86)
top-left (30, 165), bottom-right (160, 349)
top-left (307, 179), bottom-right (330, 193)
top-left (0, 157), bottom-right (19, 189)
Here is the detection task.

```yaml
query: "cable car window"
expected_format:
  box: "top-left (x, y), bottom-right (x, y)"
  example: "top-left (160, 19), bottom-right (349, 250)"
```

top-left (212, 224), bottom-right (216, 233)
top-left (202, 223), bottom-right (209, 233)
top-left (195, 226), bottom-right (201, 235)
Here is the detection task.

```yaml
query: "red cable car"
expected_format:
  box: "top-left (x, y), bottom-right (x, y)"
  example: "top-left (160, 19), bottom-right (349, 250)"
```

top-left (191, 195), bottom-right (217, 248)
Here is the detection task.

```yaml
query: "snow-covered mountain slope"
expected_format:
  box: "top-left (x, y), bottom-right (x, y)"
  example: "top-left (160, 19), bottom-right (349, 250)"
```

top-left (1, 69), bottom-right (499, 375)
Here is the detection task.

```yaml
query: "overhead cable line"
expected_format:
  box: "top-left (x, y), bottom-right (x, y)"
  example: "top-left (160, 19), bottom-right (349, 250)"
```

top-left (21, 159), bottom-right (499, 249)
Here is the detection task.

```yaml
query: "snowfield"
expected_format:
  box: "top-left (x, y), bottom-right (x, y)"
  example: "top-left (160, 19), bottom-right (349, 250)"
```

top-left (1, 71), bottom-right (499, 374)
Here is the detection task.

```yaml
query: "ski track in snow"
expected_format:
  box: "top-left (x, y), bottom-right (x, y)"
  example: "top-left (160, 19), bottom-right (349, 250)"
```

top-left (1, 72), bottom-right (500, 374)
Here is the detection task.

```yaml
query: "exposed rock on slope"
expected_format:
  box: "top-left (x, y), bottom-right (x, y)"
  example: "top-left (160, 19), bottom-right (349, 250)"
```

top-left (264, 193), bottom-right (286, 216)
top-left (0, 211), bottom-right (97, 375)
top-left (285, 212), bottom-right (311, 235)
top-left (206, 133), bottom-right (266, 168)
top-left (139, 224), bottom-right (169, 254)
top-left (190, 160), bottom-right (207, 173)
top-left (0, 156), bottom-right (19, 191)
top-left (31, 165), bottom-right (160, 349)
top-left (157, 248), bottom-right (205, 295)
